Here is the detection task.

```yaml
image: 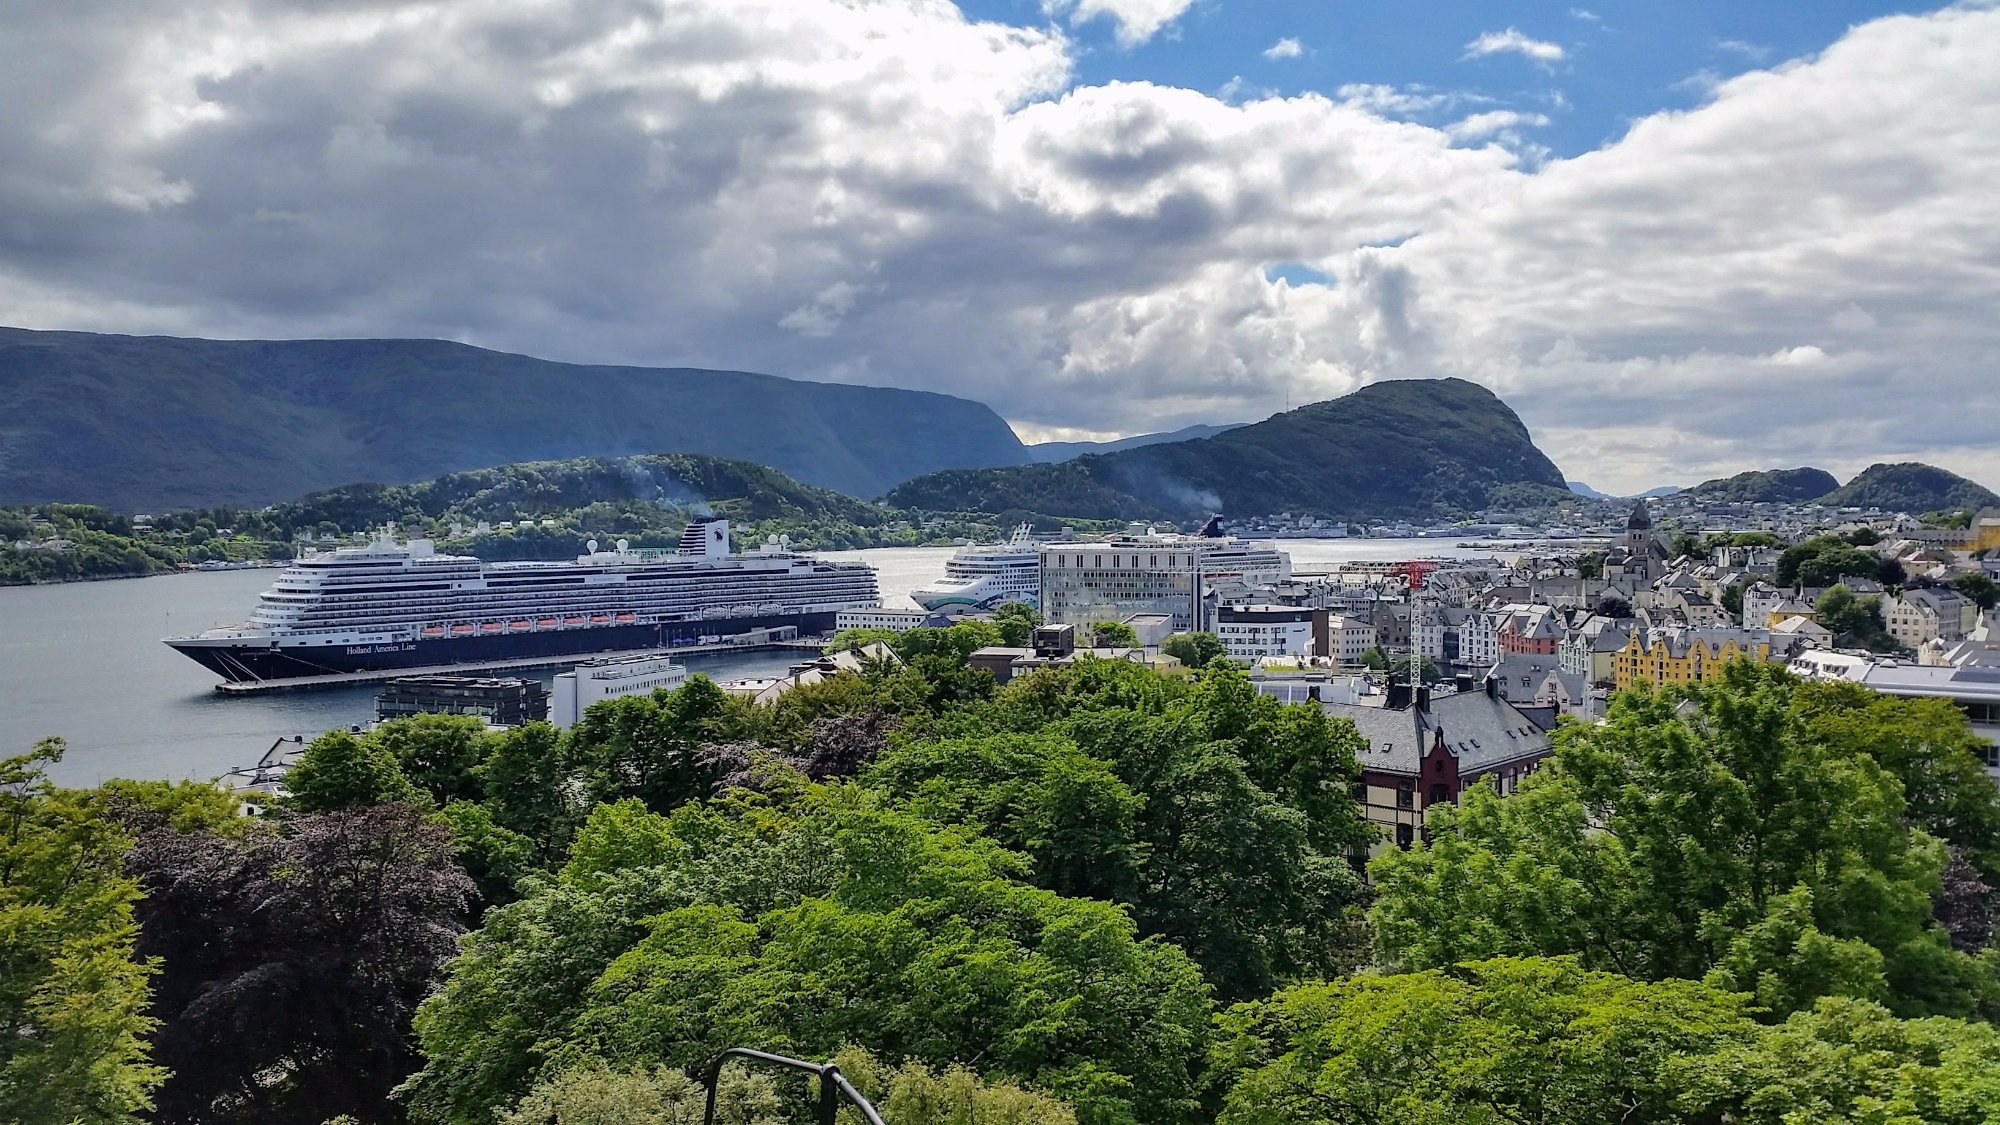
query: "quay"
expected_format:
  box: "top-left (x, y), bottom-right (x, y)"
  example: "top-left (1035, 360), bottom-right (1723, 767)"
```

top-left (212, 637), bottom-right (830, 694)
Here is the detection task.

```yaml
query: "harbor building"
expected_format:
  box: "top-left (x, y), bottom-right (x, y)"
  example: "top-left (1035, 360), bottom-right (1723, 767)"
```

top-left (375, 675), bottom-right (549, 726)
top-left (1039, 529), bottom-right (1289, 632)
top-left (551, 655), bottom-right (689, 729)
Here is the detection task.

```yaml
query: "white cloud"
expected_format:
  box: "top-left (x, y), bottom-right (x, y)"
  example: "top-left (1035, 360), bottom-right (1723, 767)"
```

top-left (1715, 39), bottom-right (1773, 61)
top-left (1464, 27), bottom-right (1566, 64)
top-left (1, 1), bottom-right (1997, 495)
top-left (1445, 110), bottom-right (1551, 142)
top-left (1263, 37), bottom-right (1303, 60)
top-left (1569, 9), bottom-right (1601, 23)
top-left (1047, 0), bottom-right (1196, 46)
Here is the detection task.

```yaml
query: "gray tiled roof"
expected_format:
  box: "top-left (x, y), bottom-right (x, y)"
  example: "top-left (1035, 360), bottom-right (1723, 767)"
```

top-left (1323, 691), bottom-right (1553, 774)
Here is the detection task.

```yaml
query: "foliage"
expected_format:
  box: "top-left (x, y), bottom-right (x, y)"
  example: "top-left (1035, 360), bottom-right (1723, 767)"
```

top-left (1777, 536), bottom-right (1884, 588)
top-left (128, 803), bottom-right (474, 1124)
top-left (497, 1063), bottom-right (779, 1125)
top-left (285, 727), bottom-right (427, 812)
top-left (1574, 550), bottom-right (1603, 580)
top-left (1161, 631), bottom-right (1229, 669)
top-left (1214, 957), bottom-right (1760, 1125)
top-left (885, 378), bottom-right (1569, 522)
top-left (1684, 467), bottom-right (1841, 504)
top-left (0, 739), bottom-right (165, 1125)
top-left (1815, 584), bottom-right (1899, 651)
top-left (402, 784), bottom-right (1214, 1125)
top-left (1089, 620), bottom-right (1141, 648)
top-left (1952, 571), bottom-right (1999, 610)
top-left (831, 1045), bottom-right (1078, 1124)
top-left (1368, 661), bottom-right (1996, 1019)
top-left (0, 504), bottom-right (188, 585)
top-left (1818, 462), bottom-right (2000, 514)
top-left (993, 602), bottom-right (1042, 647)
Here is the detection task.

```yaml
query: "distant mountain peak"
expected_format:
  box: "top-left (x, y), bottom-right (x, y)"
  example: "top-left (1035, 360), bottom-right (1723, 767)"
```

top-left (889, 377), bottom-right (1569, 521)
top-left (1027, 422), bottom-right (1247, 463)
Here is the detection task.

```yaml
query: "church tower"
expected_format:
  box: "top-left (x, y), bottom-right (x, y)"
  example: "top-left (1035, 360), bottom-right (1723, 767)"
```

top-left (1625, 504), bottom-right (1655, 582)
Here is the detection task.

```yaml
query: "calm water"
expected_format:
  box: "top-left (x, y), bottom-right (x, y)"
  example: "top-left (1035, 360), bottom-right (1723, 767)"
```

top-left (1, 538), bottom-right (1501, 784)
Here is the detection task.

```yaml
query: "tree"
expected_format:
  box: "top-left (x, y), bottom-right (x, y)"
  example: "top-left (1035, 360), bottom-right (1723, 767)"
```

top-left (1813, 583), bottom-right (1886, 646)
top-left (402, 785), bottom-right (1214, 1125)
top-left (1845, 527), bottom-right (1882, 546)
top-left (1214, 957), bottom-right (1760, 1125)
top-left (1951, 570), bottom-right (1998, 611)
top-left (1594, 594), bottom-right (1633, 619)
top-left (284, 728), bottom-right (424, 812)
top-left (1721, 577), bottom-right (1746, 620)
top-left (992, 601), bottom-right (1043, 647)
top-left (478, 721), bottom-right (585, 865)
top-left (1575, 550), bottom-right (1605, 580)
top-left (1878, 556), bottom-right (1908, 587)
top-left (1368, 662), bottom-right (1992, 1019)
top-left (1088, 620), bottom-right (1140, 648)
top-left (129, 803), bottom-right (474, 1124)
top-left (1161, 631), bottom-right (1228, 669)
top-left (0, 740), bottom-right (165, 1125)
top-left (371, 713), bottom-right (496, 805)
top-left (498, 1064), bottom-right (780, 1125)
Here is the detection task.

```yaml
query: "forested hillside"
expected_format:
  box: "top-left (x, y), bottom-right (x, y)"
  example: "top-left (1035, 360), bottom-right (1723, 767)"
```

top-left (0, 327), bottom-right (1030, 510)
top-left (1818, 461), bottom-right (2000, 512)
top-left (888, 378), bottom-right (1572, 521)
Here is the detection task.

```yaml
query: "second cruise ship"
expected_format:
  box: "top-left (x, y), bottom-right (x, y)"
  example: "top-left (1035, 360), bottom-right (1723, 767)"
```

top-left (910, 524), bottom-right (1043, 610)
top-left (165, 519), bottom-right (879, 683)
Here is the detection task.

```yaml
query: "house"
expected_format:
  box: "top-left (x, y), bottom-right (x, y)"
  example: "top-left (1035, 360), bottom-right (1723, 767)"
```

top-left (1458, 610), bottom-right (1501, 670)
top-left (1884, 588), bottom-right (1975, 649)
top-left (1321, 683), bottom-right (1556, 858)
top-left (1771, 615), bottom-right (1834, 648)
top-left (1495, 603), bottom-right (1564, 655)
top-left (1614, 626), bottom-right (1777, 690)
top-left (1488, 654), bottom-right (1592, 718)
top-left (1325, 614), bottom-right (1380, 668)
top-left (1213, 604), bottom-right (1324, 661)
top-left (1560, 615), bottom-right (1631, 685)
top-left (966, 623), bottom-right (1177, 685)
top-left (1926, 610), bottom-right (2000, 668)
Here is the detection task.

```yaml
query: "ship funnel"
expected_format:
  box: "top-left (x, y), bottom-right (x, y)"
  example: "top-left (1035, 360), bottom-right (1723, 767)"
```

top-left (587, 539), bottom-right (599, 554)
top-left (616, 539), bottom-right (629, 553)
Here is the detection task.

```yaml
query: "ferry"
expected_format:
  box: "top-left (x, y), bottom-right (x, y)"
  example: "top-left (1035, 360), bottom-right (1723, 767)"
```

top-left (165, 519), bottom-right (879, 683)
top-left (910, 524), bottom-right (1042, 610)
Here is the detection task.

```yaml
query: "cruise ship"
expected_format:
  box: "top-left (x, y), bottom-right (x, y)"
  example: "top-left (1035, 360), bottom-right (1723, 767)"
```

top-left (910, 524), bottom-right (1042, 610)
top-left (1039, 519), bottom-right (1292, 632)
top-left (165, 520), bottom-right (880, 683)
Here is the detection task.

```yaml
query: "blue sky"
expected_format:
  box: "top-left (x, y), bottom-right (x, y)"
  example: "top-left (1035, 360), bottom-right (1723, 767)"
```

top-left (966, 0), bottom-right (1934, 158)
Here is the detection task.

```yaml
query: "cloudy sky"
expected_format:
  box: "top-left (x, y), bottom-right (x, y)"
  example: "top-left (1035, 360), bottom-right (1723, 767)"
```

top-left (3, 0), bottom-right (1996, 494)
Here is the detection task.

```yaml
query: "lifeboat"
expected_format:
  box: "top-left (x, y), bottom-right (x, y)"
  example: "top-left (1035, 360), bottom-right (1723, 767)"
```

top-left (537, 617), bottom-right (559, 627)
top-left (588, 614), bottom-right (612, 624)
top-left (450, 624), bottom-right (474, 635)
top-left (421, 625), bottom-right (446, 637)
top-left (564, 616), bottom-right (588, 626)
top-left (614, 612), bottom-right (636, 622)
top-left (480, 622), bottom-right (503, 632)
top-left (509, 619), bottom-right (531, 630)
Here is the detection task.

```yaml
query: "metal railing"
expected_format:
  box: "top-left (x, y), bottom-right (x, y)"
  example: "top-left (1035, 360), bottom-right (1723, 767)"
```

top-left (702, 1048), bottom-right (886, 1125)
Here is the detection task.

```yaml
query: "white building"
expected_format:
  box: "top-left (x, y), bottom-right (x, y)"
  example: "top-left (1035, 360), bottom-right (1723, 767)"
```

top-left (1040, 533), bottom-right (1290, 632)
top-left (1788, 652), bottom-right (2000, 780)
top-left (551, 655), bottom-right (689, 728)
top-left (1885, 589), bottom-right (1975, 649)
top-left (1459, 610), bottom-right (1501, 670)
top-left (1214, 604), bottom-right (1320, 661)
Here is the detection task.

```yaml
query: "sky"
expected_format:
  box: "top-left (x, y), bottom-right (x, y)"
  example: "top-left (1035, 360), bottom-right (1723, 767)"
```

top-left (1, 0), bottom-right (1995, 495)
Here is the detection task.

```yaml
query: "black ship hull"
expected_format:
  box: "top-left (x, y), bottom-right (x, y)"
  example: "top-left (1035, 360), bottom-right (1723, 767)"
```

top-left (168, 613), bottom-right (835, 683)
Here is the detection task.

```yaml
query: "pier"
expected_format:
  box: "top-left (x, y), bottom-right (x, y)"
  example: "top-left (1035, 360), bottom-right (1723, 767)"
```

top-left (212, 637), bottom-right (830, 694)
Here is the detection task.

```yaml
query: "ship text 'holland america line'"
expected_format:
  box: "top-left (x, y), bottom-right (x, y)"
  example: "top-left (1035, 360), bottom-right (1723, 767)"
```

top-left (164, 519), bottom-right (880, 683)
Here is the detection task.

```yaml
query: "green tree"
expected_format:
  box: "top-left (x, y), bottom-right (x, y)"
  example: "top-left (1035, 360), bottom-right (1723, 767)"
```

top-left (992, 602), bottom-right (1043, 647)
top-left (497, 1063), bottom-right (779, 1125)
top-left (1161, 631), bottom-right (1228, 670)
top-left (1214, 957), bottom-right (1759, 1125)
top-left (1951, 571), bottom-right (1999, 611)
top-left (284, 728), bottom-right (424, 812)
top-left (571, 677), bottom-right (740, 812)
top-left (1368, 662), bottom-right (1992, 1018)
top-left (0, 740), bottom-right (166, 1125)
top-left (1575, 550), bottom-right (1605, 580)
top-left (1088, 620), bottom-right (1140, 648)
top-left (1814, 584), bottom-right (1892, 649)
top-left (403, 784), bottom-right (1214, 1125)
top-left (479, 722), bottom-right (584, 865)
top-left (372, 713), bottom-right (496, 805)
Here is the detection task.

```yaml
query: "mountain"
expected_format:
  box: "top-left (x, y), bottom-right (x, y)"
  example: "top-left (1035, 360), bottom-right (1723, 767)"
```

top-left (0, 328), bottom-right (1029, 510)
top-left (1567, 482), bottom-right (1612, 499)
top-left (1028, 423), bottom-right (1247, 463)
top-left (885, 378), bottom-right (1569, 521)
top-left (1816, 462), bottom-right (2000, 513)
top-left (1684, 467), bottom-right (1841, 504)
top-left (1636, 486), bottom-right (1683, 498)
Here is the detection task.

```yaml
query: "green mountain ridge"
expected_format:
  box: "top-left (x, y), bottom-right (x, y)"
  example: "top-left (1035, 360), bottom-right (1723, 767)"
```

top-left (887, 378), bottom-right (1571, 521)
top-left (1027, 422), bottom-right (1248, 463)
top-left (0, 327), bottom-right (1029, 511)
top-left (1817, 461), bottom-right (2000, 513)
top-left (1684, 466), bottom-right (1842, 503)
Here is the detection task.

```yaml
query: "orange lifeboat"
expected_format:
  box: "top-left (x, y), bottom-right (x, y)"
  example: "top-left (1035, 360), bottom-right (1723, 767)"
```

top-left (537, 617), bottom-right (559, 628)
top-left (614, 612), bottom-right (635, 623)
top-left (421, 625), bottom-right (446, 637)
top-left (450, 623), bottom-right (474, 635)
top-left (509, 619), bottom-right (531, 630)
top-left (480, 622), bottom-right (503, 633)
top-left (564, 616), bottom-right (587, 626)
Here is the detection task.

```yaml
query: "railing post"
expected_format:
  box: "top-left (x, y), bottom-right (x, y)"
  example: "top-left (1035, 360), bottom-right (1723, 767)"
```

top-left (816, 1063), bottom-right (841, 1125)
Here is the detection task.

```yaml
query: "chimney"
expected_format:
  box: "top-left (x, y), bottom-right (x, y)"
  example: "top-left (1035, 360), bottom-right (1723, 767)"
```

top-left (1453, 673), bottom-right (1474, 694)
top-left (1485, 674), bottom-right (1498, 699)
top-left (1416, 685), bottom-right (1432, 712)
top-left (1386, 679), bottom-right (1412, 710)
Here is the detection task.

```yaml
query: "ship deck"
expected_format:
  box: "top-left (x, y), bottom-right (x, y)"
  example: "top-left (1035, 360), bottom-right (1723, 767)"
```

top-left (211, 638), bottom-right (828, 694)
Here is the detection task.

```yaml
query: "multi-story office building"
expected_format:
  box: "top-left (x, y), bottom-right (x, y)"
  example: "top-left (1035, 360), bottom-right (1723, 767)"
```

top-left (1040, 532), bottom-right (1289, 632)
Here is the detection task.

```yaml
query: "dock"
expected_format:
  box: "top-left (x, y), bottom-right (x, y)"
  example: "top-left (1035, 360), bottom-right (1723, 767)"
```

top-left (212, 638), bottom-right (830, 694)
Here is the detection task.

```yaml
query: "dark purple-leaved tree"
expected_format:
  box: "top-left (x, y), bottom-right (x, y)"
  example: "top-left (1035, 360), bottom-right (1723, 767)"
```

top-left (129, 803), bottom-right (473, 1125)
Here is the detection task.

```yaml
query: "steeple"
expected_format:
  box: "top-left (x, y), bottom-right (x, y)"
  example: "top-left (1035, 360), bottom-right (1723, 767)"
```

top-left (1626, 503), bottom-right (1652, 531)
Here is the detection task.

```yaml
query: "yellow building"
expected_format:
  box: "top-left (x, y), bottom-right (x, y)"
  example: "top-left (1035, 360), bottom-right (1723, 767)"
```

top-left (1975, 508), bottom-right (2000, 553)
top-left (1614, 627), bottom-right (1774, 691)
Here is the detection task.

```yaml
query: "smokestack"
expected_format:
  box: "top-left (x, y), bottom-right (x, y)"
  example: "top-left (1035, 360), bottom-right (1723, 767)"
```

top-left (1387, 680), bottom-right (1412, 710)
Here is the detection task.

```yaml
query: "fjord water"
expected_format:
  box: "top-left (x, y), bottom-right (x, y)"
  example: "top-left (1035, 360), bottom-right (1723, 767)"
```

top-left (0, 539), bottom-right (1502, 785)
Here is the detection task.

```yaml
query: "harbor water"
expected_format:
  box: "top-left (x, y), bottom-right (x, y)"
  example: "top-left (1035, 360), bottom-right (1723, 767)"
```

top-left (0, 539), bottom-right (1505, 785)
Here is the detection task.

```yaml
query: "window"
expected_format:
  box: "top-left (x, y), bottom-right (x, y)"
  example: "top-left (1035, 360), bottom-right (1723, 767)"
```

top-left (1396, 823), bottom-right (1415, 848)
top-left (1396, 784), bottom-right (1414, 809)
top-left (1428, 783), bottom-right (1450, 805)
